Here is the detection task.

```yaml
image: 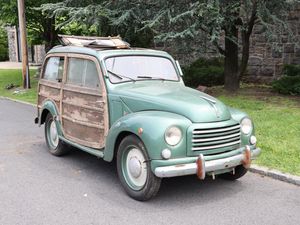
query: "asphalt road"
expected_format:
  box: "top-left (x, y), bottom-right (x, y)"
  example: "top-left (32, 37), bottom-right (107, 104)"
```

top-left (0, 98), bottom-right (300, 225)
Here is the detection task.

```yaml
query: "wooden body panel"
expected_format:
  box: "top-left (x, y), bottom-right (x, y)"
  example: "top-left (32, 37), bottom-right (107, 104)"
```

top-left (38, 53), bottom-right (109, 150)
top-left (62, 85), bottom-right (105, 148)
top-left (38, 79), bottom-right (61, 111)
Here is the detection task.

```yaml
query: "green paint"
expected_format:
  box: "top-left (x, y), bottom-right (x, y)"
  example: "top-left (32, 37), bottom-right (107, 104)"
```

top-left (60, 136), bottom-right (104, 158)
top-left (39, 46), bottom-right (260, 176)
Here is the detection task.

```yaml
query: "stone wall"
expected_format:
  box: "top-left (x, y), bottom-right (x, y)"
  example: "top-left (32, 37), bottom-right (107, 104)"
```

top-left (6, 26), bottom-right (19, 62)
top-left (6, 26), bottom-right (45, 64)
top-left (166, 4), bottom-right (300, 83)
top-left (33, 45), bottom-right (46, 64)
top-left (247, 3), bottom-right (300, 83)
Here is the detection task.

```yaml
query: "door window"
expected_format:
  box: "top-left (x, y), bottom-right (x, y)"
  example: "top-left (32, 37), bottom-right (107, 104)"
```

top-left (43, 57), bottom-right (64, 81)
top-left (67, 58), bottom-right (100, 89)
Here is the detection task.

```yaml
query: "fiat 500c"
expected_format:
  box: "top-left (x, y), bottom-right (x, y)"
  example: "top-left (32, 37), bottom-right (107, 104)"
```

top-left (35, 36), bottom-right (261, 201)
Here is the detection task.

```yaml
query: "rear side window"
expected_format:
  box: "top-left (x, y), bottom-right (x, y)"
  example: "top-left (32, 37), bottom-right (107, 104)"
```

top-left (43, 57), bottom-right (64, 81)
top-left (67, 58), bottom-right (100, 89)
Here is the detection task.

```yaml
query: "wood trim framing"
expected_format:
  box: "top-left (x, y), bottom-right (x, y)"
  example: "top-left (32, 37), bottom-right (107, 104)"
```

top-left (37, 52), bottom-right (109, 149)
top-left (62, 53), bottom-right (109, 149)
top-left (61, 115), bottom-right (104, 129)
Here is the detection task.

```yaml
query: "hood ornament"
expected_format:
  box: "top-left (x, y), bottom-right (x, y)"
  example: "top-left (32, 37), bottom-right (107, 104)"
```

top-left (199, 96), bottom-right (220, 118)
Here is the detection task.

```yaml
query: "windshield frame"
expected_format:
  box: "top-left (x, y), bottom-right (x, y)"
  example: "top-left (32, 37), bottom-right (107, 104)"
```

top-left (103, 54), bottom-right (181, 84)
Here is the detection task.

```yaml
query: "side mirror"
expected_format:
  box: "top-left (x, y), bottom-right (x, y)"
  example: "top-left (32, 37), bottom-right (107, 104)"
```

top-left (175, 60), bottom-right (183, 76)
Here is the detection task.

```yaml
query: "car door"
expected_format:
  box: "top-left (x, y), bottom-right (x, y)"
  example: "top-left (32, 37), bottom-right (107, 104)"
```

top-left (38, 55), bottom-right (65, 114)
top-left (61, 54), bottom-right (108, 149)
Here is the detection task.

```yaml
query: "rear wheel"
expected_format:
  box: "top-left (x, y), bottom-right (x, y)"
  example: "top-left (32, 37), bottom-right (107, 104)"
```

top-left (45, 113), bottom-right (69, 156)
top-left (117, 135), bottom-right (161, 201)
top-left (219, 165), bottom-right (248, 180)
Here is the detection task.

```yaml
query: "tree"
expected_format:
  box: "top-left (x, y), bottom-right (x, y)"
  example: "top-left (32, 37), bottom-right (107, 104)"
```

top-left (0, 25), bottom-right (8, 61)
top-left (0, 0), bottom-right (61, 51)
top-left (136, 0), bottom-right (295, 91)
top-left (39, 0), bottom-right (297, 91)
top-left (39, 0), bottom-right (154, 47)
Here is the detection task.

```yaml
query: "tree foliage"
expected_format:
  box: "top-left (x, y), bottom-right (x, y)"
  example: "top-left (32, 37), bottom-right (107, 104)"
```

top-left (39, 0), bottom-right (299, 91)
top-left (0, 25), bottom-right (8, 61)
top-left (38, 0), bottom-right (154, 47)
top-left (0, 0), bottom-right (62, 50)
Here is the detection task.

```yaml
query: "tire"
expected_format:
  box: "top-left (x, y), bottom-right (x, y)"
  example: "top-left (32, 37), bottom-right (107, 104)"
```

top-left (219, 165), bottom-right (248, 180)
top-left (116, 135), bottom-right (161, 201)
top-left (44, 113), bottom-right (69, 156)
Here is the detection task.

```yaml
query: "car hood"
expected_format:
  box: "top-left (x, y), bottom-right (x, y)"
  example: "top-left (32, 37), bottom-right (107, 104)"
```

top-left (111, 81), bottom-right (231, 123)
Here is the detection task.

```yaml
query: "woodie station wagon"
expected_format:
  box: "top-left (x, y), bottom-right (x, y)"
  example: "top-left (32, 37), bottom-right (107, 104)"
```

top-left (35, 35), bottom-right (261, 201)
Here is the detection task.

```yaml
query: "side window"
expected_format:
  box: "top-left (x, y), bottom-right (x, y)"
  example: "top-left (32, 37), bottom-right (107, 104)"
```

top-left (43, 57), bottom-right (64, 81)
top-left (67, 58), bottom-right (84, 85)
top-left (67, 58), bottom-right (101, 89)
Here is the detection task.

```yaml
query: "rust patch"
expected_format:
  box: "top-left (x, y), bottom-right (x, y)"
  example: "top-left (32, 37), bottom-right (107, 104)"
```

top-left (242, 146), bottom-right (251, 169)
top-left (196, 154), bottom-right (205, 180)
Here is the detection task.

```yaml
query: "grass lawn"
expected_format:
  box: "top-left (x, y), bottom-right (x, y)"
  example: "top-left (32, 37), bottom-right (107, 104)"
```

top-left (0, 69), bottom-right (38, 104)
top-left (210, 85), bottom-right (300, 176)
top-left (0, 69), bottom-right (299, 176)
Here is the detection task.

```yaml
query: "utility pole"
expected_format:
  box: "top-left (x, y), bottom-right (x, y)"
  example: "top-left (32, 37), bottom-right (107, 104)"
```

top-left (17, 0), bottom-right (30, 89)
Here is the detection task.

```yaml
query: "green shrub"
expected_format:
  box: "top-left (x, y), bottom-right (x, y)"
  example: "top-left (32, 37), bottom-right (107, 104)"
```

top-left (283, 64), bottom-right (300, 77)
top-left (272, 64), bottom-right (300, 95)
top-left (272, 75), bottom-right (300, 95)
top-left (0, 26), bottom-right (8, 61)
top-left (182, 57), bottom-right (224, 88)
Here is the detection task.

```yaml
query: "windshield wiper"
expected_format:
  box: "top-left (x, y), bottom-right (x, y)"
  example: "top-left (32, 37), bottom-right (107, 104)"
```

top-left (137, 75), bottom-right (165, 81)
top-left (107, 70), bottom-right (135, 81)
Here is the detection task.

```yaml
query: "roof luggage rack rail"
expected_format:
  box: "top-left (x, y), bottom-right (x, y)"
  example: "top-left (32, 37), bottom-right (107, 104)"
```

top-left (58, 34), bottom-right (130, 49)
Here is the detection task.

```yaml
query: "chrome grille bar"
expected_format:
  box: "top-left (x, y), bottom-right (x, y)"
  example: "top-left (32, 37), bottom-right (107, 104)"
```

top-left (193, 124), bottom-right (240, 134)
top-left (191, 123), bottom-right (241, 152)
top-left (192, 140), bottom-right (241, 151)
top-left (192, 132), bottom-right (240, 143)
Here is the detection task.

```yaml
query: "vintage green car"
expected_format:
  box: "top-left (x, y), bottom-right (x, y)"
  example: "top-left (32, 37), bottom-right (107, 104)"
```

top-left (35, 35), bottom-right (261, 201)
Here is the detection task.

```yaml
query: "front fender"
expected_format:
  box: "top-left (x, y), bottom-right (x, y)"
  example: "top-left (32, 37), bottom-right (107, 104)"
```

top-left (103, 111), bottom-right (192, 162)
top-left (229, 107), bottom-right (255, 145)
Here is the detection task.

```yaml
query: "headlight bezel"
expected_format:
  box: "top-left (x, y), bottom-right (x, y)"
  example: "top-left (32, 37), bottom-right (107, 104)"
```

top-left (240, 117), bottom-right (253, 135)
top-left (164, 126), bottom-right (182, 146)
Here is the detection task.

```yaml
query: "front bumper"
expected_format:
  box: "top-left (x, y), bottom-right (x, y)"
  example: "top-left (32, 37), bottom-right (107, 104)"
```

top-left (154, 146), bottom-right (261, 179)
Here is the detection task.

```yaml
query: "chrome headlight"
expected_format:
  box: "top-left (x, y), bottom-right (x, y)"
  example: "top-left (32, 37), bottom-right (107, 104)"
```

top-left (165, 126), bottom-right (182, 146)
top-left (241, 117), bottom-right (253, 135)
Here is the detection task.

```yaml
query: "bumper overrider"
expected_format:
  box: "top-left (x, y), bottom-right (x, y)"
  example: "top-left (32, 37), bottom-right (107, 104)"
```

top-left (154, 146), bottom-right (261, 179)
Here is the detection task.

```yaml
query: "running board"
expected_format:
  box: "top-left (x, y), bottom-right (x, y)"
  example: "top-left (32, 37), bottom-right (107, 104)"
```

top-left (59, 136), bottom-right (104, 158)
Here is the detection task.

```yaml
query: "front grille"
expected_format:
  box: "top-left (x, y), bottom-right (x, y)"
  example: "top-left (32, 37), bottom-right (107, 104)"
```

top-left (192, 124), bottom-right (241, 151)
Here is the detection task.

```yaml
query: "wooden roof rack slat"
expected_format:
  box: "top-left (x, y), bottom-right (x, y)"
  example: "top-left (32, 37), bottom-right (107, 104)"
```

top-left (57, 34), bottom-right (130, 49)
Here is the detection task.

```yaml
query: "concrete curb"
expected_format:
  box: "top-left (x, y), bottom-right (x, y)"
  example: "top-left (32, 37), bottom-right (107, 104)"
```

top-left (250, 164), bottom-right (300, 186)
top-left (0, 96), bottom-right (35, 107)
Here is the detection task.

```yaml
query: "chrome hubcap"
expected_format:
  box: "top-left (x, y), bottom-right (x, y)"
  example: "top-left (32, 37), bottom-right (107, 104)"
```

top-left (128, 157), bottom-right (142, 178)
top-left (49, 120), bottom-right (59, 147)
top-left (126, 148), bottom-right (147, 188)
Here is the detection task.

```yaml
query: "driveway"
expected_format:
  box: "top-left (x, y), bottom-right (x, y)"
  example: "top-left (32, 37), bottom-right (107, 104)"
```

top-left (0, 98), bottom-right (299, 225)
top-left (0, 61), bottom-right (38, 69)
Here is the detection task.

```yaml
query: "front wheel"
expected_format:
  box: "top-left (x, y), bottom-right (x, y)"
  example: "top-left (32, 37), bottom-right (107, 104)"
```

top-left (45, 113), bottom-right (69, 156)
top-left (117, 135), bottom-right (161, 201)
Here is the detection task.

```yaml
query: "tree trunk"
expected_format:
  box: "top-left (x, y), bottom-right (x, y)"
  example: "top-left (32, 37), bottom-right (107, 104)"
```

top-left (43, 17), bottom-right (58, 52)
top-left (224, 26), bottom-right (239, 92)
top-left (239, 11), bottom-right (256, 78)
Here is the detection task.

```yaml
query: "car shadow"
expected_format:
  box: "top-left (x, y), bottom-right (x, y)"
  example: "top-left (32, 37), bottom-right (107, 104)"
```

top-left (39, 144), bottom-right (247, 206)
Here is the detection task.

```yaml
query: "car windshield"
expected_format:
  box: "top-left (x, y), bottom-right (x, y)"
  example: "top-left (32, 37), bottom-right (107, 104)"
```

top-left (105, 55), bottom-right (179, 83)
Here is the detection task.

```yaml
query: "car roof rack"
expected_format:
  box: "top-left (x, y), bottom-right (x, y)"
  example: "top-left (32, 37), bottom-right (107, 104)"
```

top-left (57, 34), bottom-right (130, 49)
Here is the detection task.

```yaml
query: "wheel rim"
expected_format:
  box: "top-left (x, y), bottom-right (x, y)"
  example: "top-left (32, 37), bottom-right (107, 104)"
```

top-left (121, 146), bottom-right (147, 191)
top-left (48, 119), bottom-right (59, 148)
